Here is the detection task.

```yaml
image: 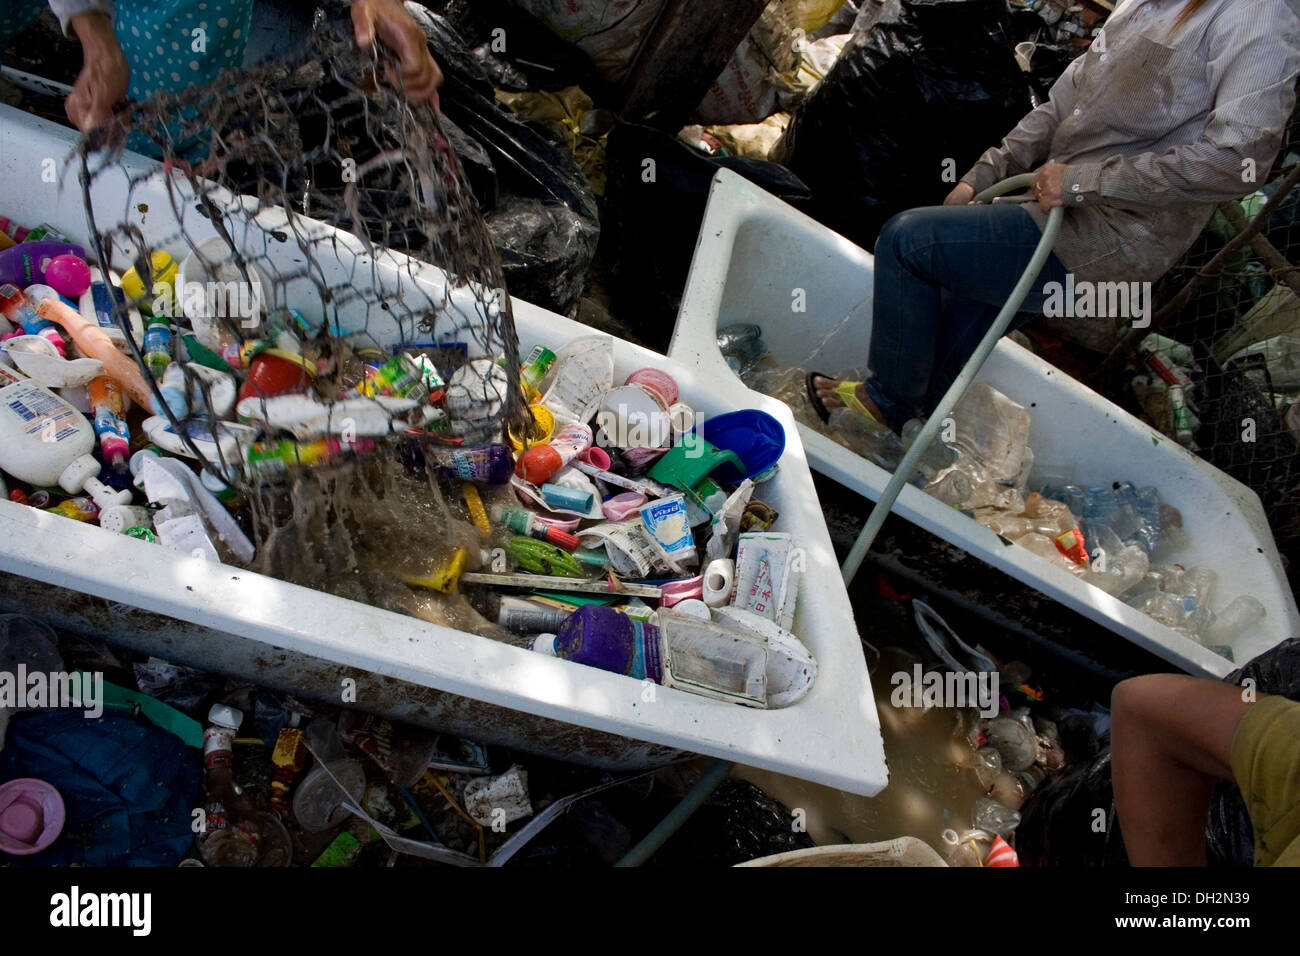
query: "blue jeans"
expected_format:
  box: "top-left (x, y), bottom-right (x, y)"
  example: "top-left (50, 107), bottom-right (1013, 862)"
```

top-left (863, 203), bottom-right (1070, 433)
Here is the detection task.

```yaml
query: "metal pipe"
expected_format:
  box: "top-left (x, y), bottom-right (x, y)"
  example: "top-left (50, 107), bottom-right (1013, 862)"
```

top-left (614, 758), bottom-right (735, 867)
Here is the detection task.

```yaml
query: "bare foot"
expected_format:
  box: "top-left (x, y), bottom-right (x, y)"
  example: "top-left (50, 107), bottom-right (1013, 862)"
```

top-left (811, 375), bottom-right (886, 423)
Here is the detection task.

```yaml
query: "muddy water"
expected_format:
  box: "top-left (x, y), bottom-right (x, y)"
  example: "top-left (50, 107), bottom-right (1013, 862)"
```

top-left (737, 645), bottom-right (992, 860)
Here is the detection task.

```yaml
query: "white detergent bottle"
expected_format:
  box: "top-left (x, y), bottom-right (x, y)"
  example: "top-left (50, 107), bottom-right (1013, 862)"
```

top-left (0, 372), bottom-right (132, 507)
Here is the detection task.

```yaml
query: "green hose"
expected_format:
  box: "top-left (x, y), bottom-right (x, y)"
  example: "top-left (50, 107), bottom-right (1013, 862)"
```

top-left (614, 759), bottom-right (735, 867)
top-left (840, 175), bottom-right (1065, 584)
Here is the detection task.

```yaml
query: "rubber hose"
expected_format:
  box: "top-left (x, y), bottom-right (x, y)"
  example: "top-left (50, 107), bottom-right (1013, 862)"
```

top-left (840, 177), bottom-right (1065, 584)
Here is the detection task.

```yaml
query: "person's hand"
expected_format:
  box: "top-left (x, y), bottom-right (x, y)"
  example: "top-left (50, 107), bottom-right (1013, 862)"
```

top-left (65, 12), bottom-right (128, 133)
top-left (944, 182), bottom-right (976, 206)
top-left (1031, 162), bottom-right (1066, 212)
top-left (352, 0), bottom-right (443, 111)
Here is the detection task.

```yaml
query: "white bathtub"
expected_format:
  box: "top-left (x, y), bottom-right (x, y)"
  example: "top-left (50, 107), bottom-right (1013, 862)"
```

top-left (670, 169), bottom-right (1299, 679)
top-left (0, 106), bottom-right (888, 796)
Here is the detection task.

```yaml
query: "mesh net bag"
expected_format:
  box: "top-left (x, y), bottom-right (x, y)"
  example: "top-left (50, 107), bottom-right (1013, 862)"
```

top-left (73, 18), bottom-right (536, 640)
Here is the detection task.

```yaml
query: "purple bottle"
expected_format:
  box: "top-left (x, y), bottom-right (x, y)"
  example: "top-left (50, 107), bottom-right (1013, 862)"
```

top-left (430, 443), bottom-right (515, 485)
top-left (536, 605), bottom-right (770, 707)
top-left (542, 606), bottom-right (662, 681)
top-left (0, 241), bottom-right (87, 288)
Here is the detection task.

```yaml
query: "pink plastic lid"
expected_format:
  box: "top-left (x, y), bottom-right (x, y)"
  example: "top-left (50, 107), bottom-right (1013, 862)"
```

top-left (625, 368), bottom-right (678, 407)
top-left (578, 446), bottom-right (611, 470)
top-left (0, 778), bottom-right (65, 855)
top-left (602, 491), bottom-right (647, 522)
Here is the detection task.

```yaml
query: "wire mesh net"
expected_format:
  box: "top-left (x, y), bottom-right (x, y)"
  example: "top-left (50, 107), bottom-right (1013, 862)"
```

top-left (73, 17), bottom-right (535, 636)
top-left (1097, 103), bottom-right (1300, 592)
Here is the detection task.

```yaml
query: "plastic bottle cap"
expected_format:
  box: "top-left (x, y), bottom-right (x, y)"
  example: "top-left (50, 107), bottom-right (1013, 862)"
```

top-left (532, 634), bottom-right (558, 656)
top-left (57, 454), bottom-right (102, 495)
top-left (207, 703), bottom-right (244, 730)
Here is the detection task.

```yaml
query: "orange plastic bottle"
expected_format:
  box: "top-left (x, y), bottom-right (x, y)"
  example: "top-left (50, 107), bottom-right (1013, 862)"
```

top-left (514, 421), bottom-right (592, 485)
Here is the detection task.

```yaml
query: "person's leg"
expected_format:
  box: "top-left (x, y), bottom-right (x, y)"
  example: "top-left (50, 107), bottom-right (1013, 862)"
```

top-left (1111, 674), bottom-right (1254, 866)
top-left (814, 203), bottom-right (1067, 432)
top-left (920, 297), bottom-right (1048, 415)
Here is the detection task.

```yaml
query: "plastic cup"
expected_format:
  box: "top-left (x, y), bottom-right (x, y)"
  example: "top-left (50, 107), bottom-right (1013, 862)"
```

top-left (625, 368), bottom-right (678, 407)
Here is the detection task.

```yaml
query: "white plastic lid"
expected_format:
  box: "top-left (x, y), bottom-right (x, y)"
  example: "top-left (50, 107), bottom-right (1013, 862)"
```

top-left (207, 702), bottom-right (244, 730)
top-left (57, 453), bottom-right (101, 494)
top-left (532, 634), bottom-right (558, 656)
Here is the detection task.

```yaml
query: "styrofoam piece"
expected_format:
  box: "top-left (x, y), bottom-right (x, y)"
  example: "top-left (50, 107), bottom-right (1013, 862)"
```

top-left (0, 106), bottom-right (887, 797)
top-left (669, 169), bottom-right (1300, 679)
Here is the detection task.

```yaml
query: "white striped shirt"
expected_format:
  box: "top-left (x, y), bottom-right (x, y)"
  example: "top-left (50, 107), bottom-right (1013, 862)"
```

top-left (961, 0), bottom-right (1300, 286)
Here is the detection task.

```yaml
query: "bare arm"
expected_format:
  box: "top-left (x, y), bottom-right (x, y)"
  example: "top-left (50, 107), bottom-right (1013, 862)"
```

top-left (63, 10), bottom-right (128, 132)
top-left (958, 52), bottom-right (1086, 197)
top-left (1111, 674), bottom-right (1255, 866)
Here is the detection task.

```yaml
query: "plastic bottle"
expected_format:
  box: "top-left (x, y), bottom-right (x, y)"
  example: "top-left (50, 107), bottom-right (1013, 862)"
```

top-left (143, 317), bottom-right (173, 379)
top-left (1203, 596), bottom-right (1266, 646)
top-left (100, 504), bottom-right (153, 534)
top-left (0, 240), bottom-right (86, 287)
top-left (79, 268), bottom-right (142, 350)
top-left (198, 703), bottom-right (261, 867)
top-left (535, 605), bottom-right (768, 707)
top-left (1168, 385), bottom-right (1198, 448)
top-left (152, 362), bottom-right (189, 418)
top-left (428, 442), bottom-right (514, 485)
top-left (0, 377), bottom-right (131, 507)
top-left (120, 250), bottom-right (179, 309)
top-left (47, 497), bottom-right (99, 522)
top-left (88, 376), bottom-right (130, 472)
top-left (200, 468), bottom-right (244, 509)
top-left (519, 345), bottom-right (556, 400)
top-left (244, 437), bottom-right (373, 482)
top-left (499, 506), bottom-right (580, 550)
top-left (496, 594), bottom-right (571, 634)
top-left (515, 421), bottom-right (592, 485)
top-left (0, 283), bottom-right (67, 356)
top-left (901, 417), bottom-right (958, 476)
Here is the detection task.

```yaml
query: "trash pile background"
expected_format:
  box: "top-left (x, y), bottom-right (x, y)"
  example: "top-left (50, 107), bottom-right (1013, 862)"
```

top-left (0, 613), bottom-right (817, 867)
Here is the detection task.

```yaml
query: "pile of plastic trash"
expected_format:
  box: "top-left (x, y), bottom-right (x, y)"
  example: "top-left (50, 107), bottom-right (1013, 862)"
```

top-left (1, 612), bottom-right (821, 867)
top-left (723, 324), bottom-right (1262, 656)
top-left (0, 218), bottom-right (816, 712)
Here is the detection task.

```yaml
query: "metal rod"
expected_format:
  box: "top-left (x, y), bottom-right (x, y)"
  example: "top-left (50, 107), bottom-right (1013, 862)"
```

top-left (615, 758), bottom-right (735, 867)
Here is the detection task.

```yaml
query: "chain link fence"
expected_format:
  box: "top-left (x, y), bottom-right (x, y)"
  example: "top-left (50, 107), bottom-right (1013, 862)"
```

top-left (1092, 101), bottom-right (1300, 594)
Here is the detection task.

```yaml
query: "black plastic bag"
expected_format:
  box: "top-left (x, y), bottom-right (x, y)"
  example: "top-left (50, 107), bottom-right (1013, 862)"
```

top-left (411, 7), bottom-right (601, 316)
top-left (1017, 638), bottom-right (1300, 867)
top-left (602, 122), bottom-right (812, 350)
top-left (1207, 637), bottom-right (1300, 867)
top-left (780, 0), bottom-right (1031, 250)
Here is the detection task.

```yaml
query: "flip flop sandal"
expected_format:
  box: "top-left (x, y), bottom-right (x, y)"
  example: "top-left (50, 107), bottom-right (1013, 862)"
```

top-left (806, 371), bottom-right (884, 426)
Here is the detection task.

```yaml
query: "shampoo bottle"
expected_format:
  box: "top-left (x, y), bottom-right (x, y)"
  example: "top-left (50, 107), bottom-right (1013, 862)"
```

top-left (0, 376), bottom-right (131, 507)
